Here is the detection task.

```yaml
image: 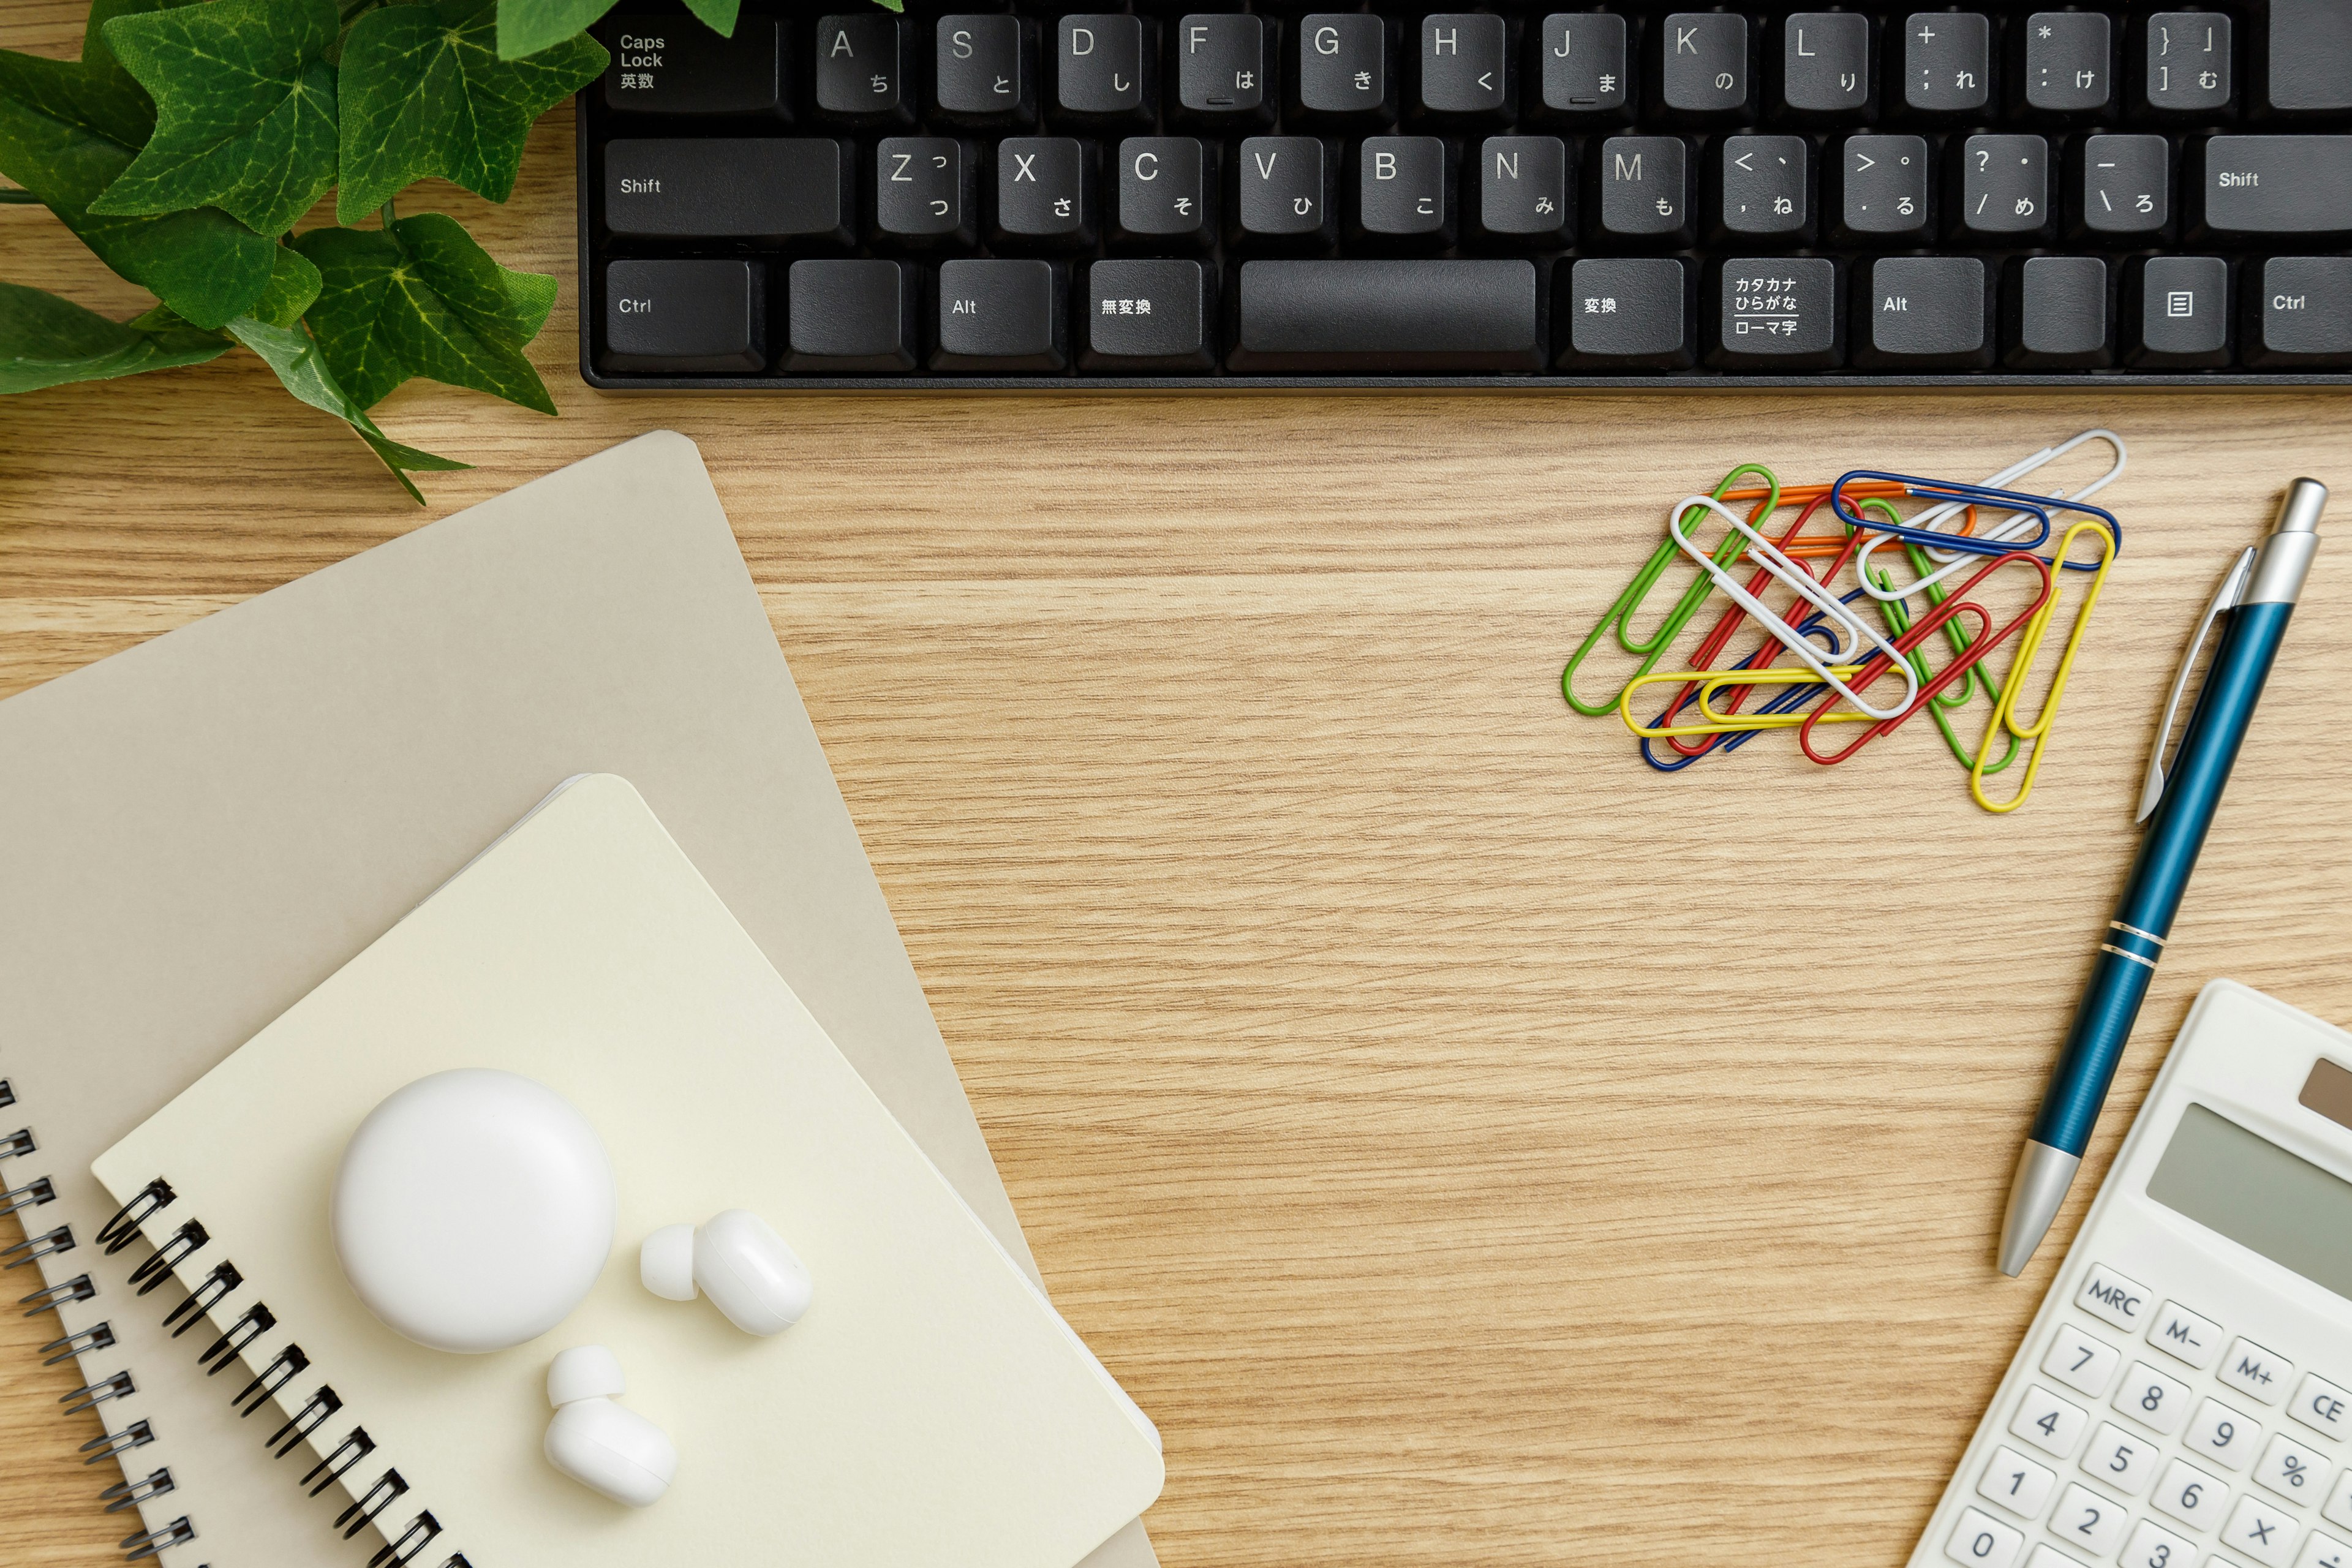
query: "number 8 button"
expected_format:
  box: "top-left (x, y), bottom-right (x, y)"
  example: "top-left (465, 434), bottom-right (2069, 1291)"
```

top-left (2117, 1360), bottom-right (2193, 1435)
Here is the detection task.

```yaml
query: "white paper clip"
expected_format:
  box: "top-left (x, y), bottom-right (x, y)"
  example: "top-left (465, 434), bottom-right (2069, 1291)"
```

top-left (1855, 429), bottom-right (2128, 601)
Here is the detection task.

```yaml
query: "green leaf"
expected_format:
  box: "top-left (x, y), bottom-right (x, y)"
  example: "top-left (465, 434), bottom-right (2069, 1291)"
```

top-left (337, 0), bottom-right (606, 222)
top-left (290, 212), bottom-right (554, 413)
top-left (678, 0), bottom-right (738, 36)
top-left (223, 314), bottom-right (470, 504)
top-left (0, 1), bottom-right (276, 330)
top-left (250, 243), bottom-right (321, 327)
top-left (869, 0), bottom-right (903, 11)
top-left (494, 0), bottom-right (617, 62)
top-left (90, 0), bottom-right (340, 238)
top-left (0, 279), bottom-right (229, 394)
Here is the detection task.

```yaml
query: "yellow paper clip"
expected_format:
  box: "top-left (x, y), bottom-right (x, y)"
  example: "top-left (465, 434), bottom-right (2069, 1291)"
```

top-left (1970, 518), bottom-right (2121, 813)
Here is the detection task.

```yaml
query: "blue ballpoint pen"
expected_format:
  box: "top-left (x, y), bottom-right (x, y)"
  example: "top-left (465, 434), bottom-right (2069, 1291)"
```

top-left (1998, 478), bottom-right (2331, 1277)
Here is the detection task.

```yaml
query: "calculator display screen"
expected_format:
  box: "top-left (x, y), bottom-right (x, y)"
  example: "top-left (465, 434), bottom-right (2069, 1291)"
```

top-left (2147, 1103), bottom-right (2352, 1302)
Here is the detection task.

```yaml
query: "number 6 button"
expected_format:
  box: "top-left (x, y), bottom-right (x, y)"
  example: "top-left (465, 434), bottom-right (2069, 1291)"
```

top-left (2117, 1360), bottom-right (2194, 1435)
top-left (2152, 1456), bottom-right (2228, 1531)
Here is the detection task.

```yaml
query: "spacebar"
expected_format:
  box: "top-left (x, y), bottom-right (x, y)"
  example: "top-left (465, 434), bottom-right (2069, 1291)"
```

top-left (1228, 260), bottom-right (1545, 373)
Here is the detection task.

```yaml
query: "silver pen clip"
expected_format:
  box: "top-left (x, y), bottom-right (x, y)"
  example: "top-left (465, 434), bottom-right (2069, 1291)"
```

top-left (2137, 547), bottom-right (2255, 823)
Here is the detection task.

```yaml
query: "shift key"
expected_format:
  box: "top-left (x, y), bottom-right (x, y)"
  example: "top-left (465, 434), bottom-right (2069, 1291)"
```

top-left (604, 138), bottom-right (853, 244)
top-left (2198, 136), bottom-right (2352, 239)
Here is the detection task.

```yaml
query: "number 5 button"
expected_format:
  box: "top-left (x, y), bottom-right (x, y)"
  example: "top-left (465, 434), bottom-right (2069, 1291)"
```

top-left (2117, 1360), bottom-right (2194, 1435)
top-left (2014, 1384), bottom-right (2092, 1458)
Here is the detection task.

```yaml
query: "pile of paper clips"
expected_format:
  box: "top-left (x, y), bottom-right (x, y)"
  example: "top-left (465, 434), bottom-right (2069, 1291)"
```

top-left (1561, 429), bottom-right (2127, 814)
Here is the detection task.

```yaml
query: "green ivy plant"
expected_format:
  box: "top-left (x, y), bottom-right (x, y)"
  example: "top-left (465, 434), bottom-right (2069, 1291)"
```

top-left (0, 0), bottom-right (894, 502)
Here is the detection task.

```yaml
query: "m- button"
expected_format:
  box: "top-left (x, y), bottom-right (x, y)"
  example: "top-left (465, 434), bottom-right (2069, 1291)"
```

top-left (2077, 1264), bottom-right (2152, 1332)
top-left (2222, 1338), bottom-right (2296, 1407)
top-left (2148, 1300), bottom-right (2224, 1370)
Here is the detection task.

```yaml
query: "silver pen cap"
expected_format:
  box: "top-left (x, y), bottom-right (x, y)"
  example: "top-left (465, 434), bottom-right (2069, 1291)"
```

top-left (2244, 478), bottom-right (2328, 606)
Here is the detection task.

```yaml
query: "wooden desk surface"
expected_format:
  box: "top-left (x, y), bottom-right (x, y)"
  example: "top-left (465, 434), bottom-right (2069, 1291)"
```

top-left (7, 7), bottom-right (2352, 1564)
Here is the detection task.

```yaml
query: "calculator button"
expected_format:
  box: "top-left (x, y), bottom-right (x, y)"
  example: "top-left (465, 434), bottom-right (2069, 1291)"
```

top-left (2295, 1374), bottom-right (2352, 1440)
top-left (2079, 1264), bottom-right (2155, 1332)
top-left (2256, 1433), bottom-right (2329, 1506)
top-left (2226, 1341), bottom-right (2299, 1407)
top-left (2225, 1491), bottom-right (2304, 1566)
top-left (2081, 1422), bottom-right (2162, 1497)
top-left (2301, 1528), bottom-right (2352, 1568)
top-left (1947, 1505), bottom-right (2029, 1568)
top-left (2148, 1301), bottom-right (2225, 1370)
top-left (2326, 1467), bottom-right (2352, 1531)
top-left (1983, 1445), bottom-right (2061, 1519)
top-left (2117, 1362), bottom-right (2195, 1436)
top-left (2046, 1325), bottom-right (2125, 1398)
top-left (2190, 1398), bottom-right (2267, 1472)
top-left (2051, 1482), bottom-right (2131, 1557)
top-left (2152, 1456), bottom-right (2230, 1531)
top-left (2017, 1384), bottom-right (2094, 1458)
top-left (2120, 1517), bottom-right (2198, 1568)
top-left (2026, 1548), bottom-right (2091, 1568)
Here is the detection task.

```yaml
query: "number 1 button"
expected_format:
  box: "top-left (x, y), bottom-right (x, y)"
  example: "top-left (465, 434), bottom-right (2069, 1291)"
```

top-left (1977, 1445), bottom-right (2057, 1519)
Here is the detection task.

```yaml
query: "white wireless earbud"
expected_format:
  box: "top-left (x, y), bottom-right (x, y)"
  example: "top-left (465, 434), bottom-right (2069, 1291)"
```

top-left (543, 1345), bottom-right (676, 1507)
top-left (639, 1209), bottom-right (812, 1336)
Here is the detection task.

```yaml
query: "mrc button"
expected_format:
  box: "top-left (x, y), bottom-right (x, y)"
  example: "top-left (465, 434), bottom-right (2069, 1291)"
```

top-left (2077, 1262), bottom-right (2152, 1331)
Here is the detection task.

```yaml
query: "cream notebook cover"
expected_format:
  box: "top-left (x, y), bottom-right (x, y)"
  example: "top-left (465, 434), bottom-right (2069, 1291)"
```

top-left (91, 773), bottom-right (1163, 1568)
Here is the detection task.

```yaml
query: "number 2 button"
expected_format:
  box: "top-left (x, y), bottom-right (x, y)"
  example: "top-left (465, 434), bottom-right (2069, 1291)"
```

top-left (2052, 1482), bottom-right (2128, 1557)
top-left (2117, 1360), bottom-right (2193, 1435)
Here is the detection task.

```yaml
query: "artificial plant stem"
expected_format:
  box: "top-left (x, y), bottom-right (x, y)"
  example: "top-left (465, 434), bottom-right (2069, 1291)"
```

top-left (0, 189), bottom-right (40, 205)
top-left (380, 198), bottom-right (396, 229)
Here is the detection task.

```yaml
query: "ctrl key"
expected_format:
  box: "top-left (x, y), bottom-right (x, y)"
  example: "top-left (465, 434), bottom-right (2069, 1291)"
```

top-left (602, 259), bottom-right (765, 374)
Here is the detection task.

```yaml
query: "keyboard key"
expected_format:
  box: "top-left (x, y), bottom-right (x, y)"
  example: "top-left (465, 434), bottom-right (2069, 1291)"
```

top-left (2008, 255), bottom-right (2111, 369)
top-left (601, 259), bottom-right (764, 374)
top-left (2264, 0), bottom-right (2352, 114)
top-left (2148, 1301), bottom-right (2225, 1371)
top-left (1839, 134), bottom-right (1932, 244)
top-left (1538, 12), bottom-right (1629, 119)
top-left (1057, 15), bottom-right (1153, 124)
top-left (2188, 1396), bottom-right (2265, 1471)
top-left (1296, 13), bottom-right (1390, 120)
top-left (2075, 134), bottom-right (2170, 240)
top-left (1479, 135), bottom-right (1572, 242)
top-left (2080, 1420), bottom-right (2162, 1496)
top-left (2199, 137), bottom-right (2352, 240)
top-left (933, 257), bottom-right (1067, 371)
top-left (1958, 134), bottom-right (2050, 241)
top-left (783, 258), bottom-right (916, 372)
top-left (1712, 256), bottom-right (1841, 369)
top-left (2146, 12), bottom-right (2233, 116)
top-left (602, 16), bottom-right (783, 117)
top-left (1235, 135), bottom-right (1335, 245)
top-left (2293, 1372), bottom-right (2352, 1439)
top-left (2119, 1518), bottom-right (2199, 1568)
top-left (994, 136), bottom-right (1095, 250)
top-left (2050, 1482), bottom-right (2130, 1557)
top-left (2025, 12), bottom-right (2113, 113)
top-left (604, 138), bottom-right (851, 245)
top-left (875, 136), bottom-right (975, 247)
top-left (2151, 1455), bottom-right (2230, 1529)
top-left (2044, 1325), bottom-right (2124, 1399)
top-left (813, 13), bottom-right (908, 123)
top-left (2078, 1265), bottom-right (2155, 1333)
top-left (1419, 13), bottom-right (1512, 119)
top-left (1174, 13), bottom-right (1270, 126)
top-left (1228, 258), bottom-right (1544, 372)
top-left (1902, 11), bottom-right (1991, 114)
top-left (935, 15), bottom-right (1035, 124)
top-left (1114, 137), bottom-right (1215, 247)
top-left (1080, 258), bottom-right (1213, 369)
top-left (2302, 1531), bottom-right (2352, 1568)
top-left (1558, 257), bottom-right (1695, 369)
top-left (2226, 1491), bottom-right (2304, 1566)
top-left (1356, 135), bottom-right (1454, 243)
top-left (1661, 12), bottom-right (1752, 119)
top-left (1781, 13), bottom-right (1871, 118)
top-left (1596, 135), bottom-right (1694, 245)
top-left (1858, 255), bottom-right (1992, 369)
top-left (1980, 1444), bottom-right (2059, 1519)
top-left (2132, 255), bottom-right (2231, 366)
top-left (2225, 1340), bottom-right (2299, 1406)
top-left (2247, 257), bottom-right (2352, 367)
top-left (1715, 134), bottom-right (1809, 239)
top-left (2116, 1360), bottom-right (2196, 1434)
top-left (1946, 1505), bottom-right (2027, 1568)
top-left (2253, 1430), bottom-right (2329, 1504)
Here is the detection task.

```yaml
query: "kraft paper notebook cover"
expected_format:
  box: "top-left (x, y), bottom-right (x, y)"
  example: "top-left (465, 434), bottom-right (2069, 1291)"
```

top-left (91, 772), bottom-right (1165, 1568)
top-left (0, 432), bottom-right (1158, 1568)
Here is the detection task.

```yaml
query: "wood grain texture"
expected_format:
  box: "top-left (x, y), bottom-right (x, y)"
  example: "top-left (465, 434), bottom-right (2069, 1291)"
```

top-left (8, 7), bottom-right (2352, 1562)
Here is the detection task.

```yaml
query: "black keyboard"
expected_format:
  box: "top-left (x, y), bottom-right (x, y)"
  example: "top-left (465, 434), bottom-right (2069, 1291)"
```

top-left (575, 2), bottom-right (2352, 389)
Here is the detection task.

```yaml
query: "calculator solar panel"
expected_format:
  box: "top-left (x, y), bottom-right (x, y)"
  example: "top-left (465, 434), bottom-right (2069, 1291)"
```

top-left (575, 2), bottom-right (2352, 390)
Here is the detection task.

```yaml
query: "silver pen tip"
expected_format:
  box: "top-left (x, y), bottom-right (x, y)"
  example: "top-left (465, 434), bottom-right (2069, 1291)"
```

top-left (1998, 1141), bottom-right (2082, 1277)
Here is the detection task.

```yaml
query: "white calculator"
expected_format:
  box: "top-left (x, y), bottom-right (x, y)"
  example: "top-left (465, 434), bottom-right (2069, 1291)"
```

top-left (1909, 980), bottom-right (2352, 1568)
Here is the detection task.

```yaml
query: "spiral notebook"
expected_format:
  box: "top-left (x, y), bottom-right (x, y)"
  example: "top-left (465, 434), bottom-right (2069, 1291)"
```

top-left (0, 431), bottom-right (1159, 1568)
top-left (88, 772), bottom-right (1163, 1568)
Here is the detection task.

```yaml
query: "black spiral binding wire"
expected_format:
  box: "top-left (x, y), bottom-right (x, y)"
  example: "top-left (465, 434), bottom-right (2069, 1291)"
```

top-left (4, 1223), bottom-right (76, 1270)
top-left (81, 1420), bottom-right (157, 1465)
top-left (197, 1302), bottom-right (275, 1374)
top-left (99, 1467), bottom-right (175, 1514)
top-left (40, 1319), bottom-right (115, 1365)
top-left (163, 1261), bottom-right (241, 1337)
top-left (95, 1178), bottom-right (175, 1254)
top-left (119, 1517), bottom-right (194, 1562)
top-left (2, 1174), bottom-right (57, 1218)
top-left (20, 1272), bottom-right (94, 1313)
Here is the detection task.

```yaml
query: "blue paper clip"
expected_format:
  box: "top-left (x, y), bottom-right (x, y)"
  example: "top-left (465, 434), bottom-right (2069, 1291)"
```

top-left (1638, 613), bottom-right (1847, 772)
top-left (1828, 472), bottom-right (2122, 572)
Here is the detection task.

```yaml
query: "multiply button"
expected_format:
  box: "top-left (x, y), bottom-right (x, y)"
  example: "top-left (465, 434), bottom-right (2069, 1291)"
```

top-left (2224, 1339), bottom-right (2297, 1406)
top-left (2149, 1300), bottom-right (2224, 1370)
top-left (2076, 1264), bottom-right (2152, 1332)
top-left (2294, 1373), bottom-right (2352, 1440)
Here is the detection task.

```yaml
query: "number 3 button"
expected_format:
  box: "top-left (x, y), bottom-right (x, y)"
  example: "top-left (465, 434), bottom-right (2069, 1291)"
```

top-left (2116, 1360), bottom-right (2194, 1435)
